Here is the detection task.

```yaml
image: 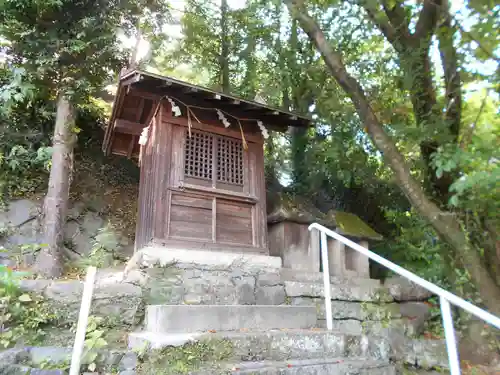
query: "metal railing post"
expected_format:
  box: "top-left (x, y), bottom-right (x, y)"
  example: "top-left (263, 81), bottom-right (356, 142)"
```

top-left (308, 223), bottom-right (500, 330)
top-left (309, 223), bottom-right (500, 375)
top-left (69, 266), bottom-right (97, 375)
top-left (440, 297), bottom-right (461, 375)
top-left (320, 231), bottom-right (333, 331)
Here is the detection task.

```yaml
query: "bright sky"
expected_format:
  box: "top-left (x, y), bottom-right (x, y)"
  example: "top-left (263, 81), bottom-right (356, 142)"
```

top-left (121, 0), bottom-right (497, 97)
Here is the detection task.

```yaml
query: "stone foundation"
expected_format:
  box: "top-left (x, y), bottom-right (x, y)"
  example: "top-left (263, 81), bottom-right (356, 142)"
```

top-left (268, 221), bottom-right (373, 279)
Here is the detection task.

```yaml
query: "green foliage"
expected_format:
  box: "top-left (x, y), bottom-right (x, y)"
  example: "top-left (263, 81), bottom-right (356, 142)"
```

top-left (70, 316), bottom-right (109, 372)
top-left (77, 223), bottom-right (123, 269)
top-left (431, 90), bottom-right (500, 218)
top-left (375, 209), bottom-right (449, 284)
top-left (138, 339), bottom-right (234, 375)
top-left (0, 265), bottom-right (57, 348)
top-left (0, 144), bottom-right (52, 202)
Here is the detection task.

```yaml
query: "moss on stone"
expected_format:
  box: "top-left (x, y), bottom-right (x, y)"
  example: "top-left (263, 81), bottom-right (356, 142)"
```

top-left (328, 211), bottom-right (383, 240)
top-left (267, 192), bottom-right (382, 240)
top-left (137, 338), bottom-right (234, 375)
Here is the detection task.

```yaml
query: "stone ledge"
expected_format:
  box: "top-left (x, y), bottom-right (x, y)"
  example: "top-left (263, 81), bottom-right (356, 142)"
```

top-left (284, 281), bottom-right (394, 302)
top-left (139, 246), bottom-right (282, 270)
top-left (145, 305), bottom-right (317, 333)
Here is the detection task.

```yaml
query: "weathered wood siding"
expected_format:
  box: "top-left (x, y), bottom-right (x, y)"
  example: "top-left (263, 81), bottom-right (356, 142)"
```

top-left (136, 102), bottom-right (268, 253)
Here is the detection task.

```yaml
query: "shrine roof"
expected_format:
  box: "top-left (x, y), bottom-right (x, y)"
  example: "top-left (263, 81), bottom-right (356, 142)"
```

top-left (115, 69), bottom-right (312, 129)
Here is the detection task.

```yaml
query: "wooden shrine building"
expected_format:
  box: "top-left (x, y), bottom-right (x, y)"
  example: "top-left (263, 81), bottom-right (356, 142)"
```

top-left (102, 70), bottom-right (311, 254)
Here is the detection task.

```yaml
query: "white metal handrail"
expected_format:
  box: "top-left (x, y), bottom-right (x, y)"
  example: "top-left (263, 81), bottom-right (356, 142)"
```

top-left (309, 223), bottom-right (500, 375)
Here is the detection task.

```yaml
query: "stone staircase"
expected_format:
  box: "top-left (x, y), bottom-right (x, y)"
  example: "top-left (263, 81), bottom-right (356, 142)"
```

top-left (124, 248), bottom-right (447, 374)
top-left (129, 305), bottom-right (396, 374)
top-left (0, 248), bottom-right (449, 374)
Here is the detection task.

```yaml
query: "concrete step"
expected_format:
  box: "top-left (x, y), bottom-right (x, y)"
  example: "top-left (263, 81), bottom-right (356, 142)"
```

top-left (284, 280), bottom-right (393, 302)
top-left (145, 305), bottom-right (317, 333)
top-left (128, 329), bottom-right (392, 362)
top-left (193, 358), bottom-right (396, 375)
top-left (279, 268), bottom-right (380, 288)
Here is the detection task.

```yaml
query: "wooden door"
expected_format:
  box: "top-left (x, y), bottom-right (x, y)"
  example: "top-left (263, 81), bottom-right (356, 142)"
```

top-left (165, 125), bottom-right (263, 251)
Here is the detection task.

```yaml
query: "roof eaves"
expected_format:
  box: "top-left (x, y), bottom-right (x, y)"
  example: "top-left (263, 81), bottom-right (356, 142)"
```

top-left (123, 69), bottom-right (312, 125)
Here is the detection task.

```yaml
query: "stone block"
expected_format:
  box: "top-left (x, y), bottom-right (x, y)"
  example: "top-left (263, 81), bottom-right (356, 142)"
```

top-left (255, 286), bottom-right (286, 305)
top-left (327, 237), bottom-right (346, 277)
top-left (268, 222), bottom-right (320, 272)
top-left (284, 281), bottom-right (393, 302)
top-left (256, 272), bottom-right (282, 287)
top-left (0, 347), bottom-right (29, 364)
top-left (236, 282), bottom-right (256, 305)
top-left (398, 302), bottom-right (431, 335)
top-left (18, 279), bottom-right (51, 294)
top-left (81, 211), bottom-right (105, 237)
top-left (128, 332), bottom-right (203, 350)
top-left (28, 369), bottom-right (66, 375)
top-left (28, 346), bottom-right (71, 366)
top-left (3, 199), bottom-right (39, 227)
top-left (44, 280), bottom-right (83, 303)
top-left (145, 305), bottom-right (317, 333)
top-left (404, 339), bottom-right (448, 369)
top-left (385, 277), bottom-right (433, 301)
top-left (280, 268), bottom-right (380, 287)
top-left (118, 352), bottom-right (138, 370)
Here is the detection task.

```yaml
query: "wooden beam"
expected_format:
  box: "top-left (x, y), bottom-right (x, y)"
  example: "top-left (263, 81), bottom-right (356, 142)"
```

top-left (136, 98), bottom-right (145, 122)
top-left (128, 87), bottom-right (163, 100)
top-left (164, 115), bottom-right (263, 144)
top-left (182, 87), bottom-right (198, 94)
top-left (121, 74), bottom-right (142, 87)
top-left (127, 135), bottom-right (137, 159)
top-left (114, 119), bottom-right (144, 135)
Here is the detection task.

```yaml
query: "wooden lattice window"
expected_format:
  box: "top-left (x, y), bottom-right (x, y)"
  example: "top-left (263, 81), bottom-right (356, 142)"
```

top-left (184, 131), bottom-right (213, 180)
top-left (184, 130), bottom-right (244, 187)
top-left (217, 137), bottom-right (243, 185)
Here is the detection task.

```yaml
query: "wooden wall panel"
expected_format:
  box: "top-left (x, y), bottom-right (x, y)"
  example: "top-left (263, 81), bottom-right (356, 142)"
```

top-left (169, 192), bottom-right (213, 241)
top-left (135, 106), bottom-right (269, 254)
top-left (152, 102), bottom-right (172, 240)
top-left (216, 199), bottom-right (253, 246)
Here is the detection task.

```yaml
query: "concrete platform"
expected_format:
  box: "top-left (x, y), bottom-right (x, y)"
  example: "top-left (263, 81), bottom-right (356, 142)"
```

top-left (145, 305), bottom-right (317, 333)
top-left (138, 246), bottom-right (282, 269)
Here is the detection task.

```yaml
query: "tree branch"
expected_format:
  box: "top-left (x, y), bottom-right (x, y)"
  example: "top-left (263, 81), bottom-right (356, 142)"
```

top-left (381, 0), bottom-right (410, 39)
top-left (460, 88), bottom-right (489, 149)
top-left (413, 0), bottom-right (443, 42)
top-left (284, 0), bottom-right (500, 316)
top-left (360, 1), bottom-right (402, 52)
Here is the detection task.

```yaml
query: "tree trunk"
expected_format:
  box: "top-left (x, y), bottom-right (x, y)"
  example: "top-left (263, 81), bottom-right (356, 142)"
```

top-left (285, 0), bottom-right (500, 316)
top-left (129, 24), bottom-right (142, 68)
top-left (361, 0), bottom-right (459, 206)
top-left (241, 33), bottom-right (257, 98)
top-left (34, 94), bottom-right (76, 278)
top-left (220, 0), bottom-right (230, 93)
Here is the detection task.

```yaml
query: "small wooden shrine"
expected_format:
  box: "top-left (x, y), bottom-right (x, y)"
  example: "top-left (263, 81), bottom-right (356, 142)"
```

top-left (103, 69), bottom-right (310, 254)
